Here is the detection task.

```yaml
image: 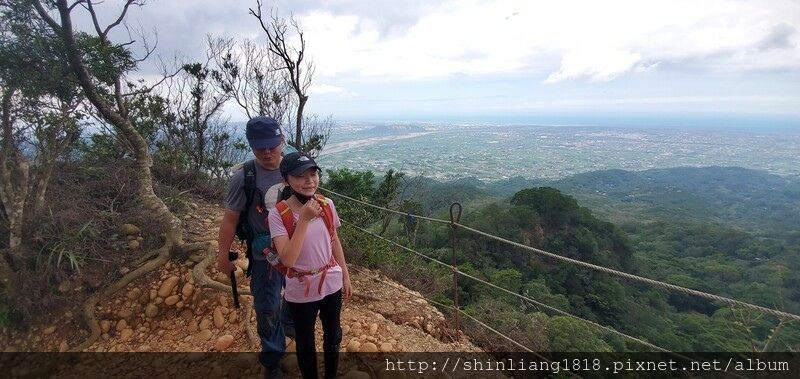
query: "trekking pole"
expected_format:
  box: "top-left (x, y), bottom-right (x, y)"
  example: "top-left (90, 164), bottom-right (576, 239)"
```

top-left (228, 250), bottom-right (240, 308)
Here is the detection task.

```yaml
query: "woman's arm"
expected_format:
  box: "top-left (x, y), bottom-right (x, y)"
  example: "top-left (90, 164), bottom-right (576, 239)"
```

top-left (270, 199), bottom-right (320, 267)
top-left (331, 230), bottom-right (351, 299)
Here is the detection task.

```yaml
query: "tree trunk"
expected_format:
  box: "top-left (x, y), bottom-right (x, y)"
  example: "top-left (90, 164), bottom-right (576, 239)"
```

top-left (294, 95), bottom-right (307, 150)
top-left (32, 116), bottom-right (76, 216)
top-left (0, 86), bottom-right (28, 249)
top-left (32, 155), bottom-right (54, 216)
top-left (0, 167), bottom-right (26, 249)
top-left (0, 249), bottom-right (15, 289)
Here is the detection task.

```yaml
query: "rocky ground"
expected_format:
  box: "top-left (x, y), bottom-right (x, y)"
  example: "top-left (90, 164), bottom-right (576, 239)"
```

top-left (1, 201), bottom-right (506, 379)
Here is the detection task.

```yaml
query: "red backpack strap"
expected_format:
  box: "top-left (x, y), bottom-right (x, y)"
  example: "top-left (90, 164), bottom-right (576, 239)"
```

top-left (276, 200), bottom-right (296, 237)
top-left (276, 195), bottom-right (334, 239)
top-left (313, 194), bottom-right (336, 238)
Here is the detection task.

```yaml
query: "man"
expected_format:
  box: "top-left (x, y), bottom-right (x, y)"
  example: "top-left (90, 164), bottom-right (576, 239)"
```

top-left (217, 116), bottom-right (290, 379)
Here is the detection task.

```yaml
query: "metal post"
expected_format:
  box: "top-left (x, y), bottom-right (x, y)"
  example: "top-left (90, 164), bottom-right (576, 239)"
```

top-left (449, 202), bottom-right (463, 338)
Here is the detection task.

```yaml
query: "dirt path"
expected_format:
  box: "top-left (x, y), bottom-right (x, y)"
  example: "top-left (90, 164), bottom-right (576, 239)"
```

top-left (1, 200), bottom-right (499, 378)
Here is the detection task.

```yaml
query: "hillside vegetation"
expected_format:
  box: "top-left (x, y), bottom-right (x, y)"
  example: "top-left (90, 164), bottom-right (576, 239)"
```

top-left (326, 166), bottom-right (800, 352)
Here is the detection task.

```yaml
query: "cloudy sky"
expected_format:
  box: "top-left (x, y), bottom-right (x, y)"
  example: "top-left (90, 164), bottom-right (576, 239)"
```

top-left (84, 0), bottom-right (800, 126)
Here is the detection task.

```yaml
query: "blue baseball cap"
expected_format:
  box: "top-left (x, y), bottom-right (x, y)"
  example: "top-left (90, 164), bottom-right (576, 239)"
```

top-left (246, 116), bottom-right (283, 149)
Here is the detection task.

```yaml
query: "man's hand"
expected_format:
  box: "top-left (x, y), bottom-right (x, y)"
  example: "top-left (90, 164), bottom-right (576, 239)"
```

top-left (217, 254), bottom-right (236, 275)
top-left (217, 209), bottom-right (241, 274)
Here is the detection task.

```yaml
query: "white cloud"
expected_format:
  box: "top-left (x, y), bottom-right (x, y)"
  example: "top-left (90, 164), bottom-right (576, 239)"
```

top-left (65, 0), bottom-right (800, 120)
top-left (309, 84), bottom-right (355, 97)
top-left (545, 49), bottom-right (643, 83)
top-left (293, 0), bottom-right (800, 84)
top-left (86, 0), bottom-right (800, 84)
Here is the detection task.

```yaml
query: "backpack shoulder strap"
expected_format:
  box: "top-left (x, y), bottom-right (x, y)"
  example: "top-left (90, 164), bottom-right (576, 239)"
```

top-left (242, 160), bottom-right (257, 215)
top-left (238, 159), bottom-right (258, 277)
top-left (276, 195), bottom-right (335, 238)
top-left (236, 159), bottom-right (257, 243)
top-left (314, 194), bottom-right (336, 237)
top-left (276, 200), bottom-right (296, 237)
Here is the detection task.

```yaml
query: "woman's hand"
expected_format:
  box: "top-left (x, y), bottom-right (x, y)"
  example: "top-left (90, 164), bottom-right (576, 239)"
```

top-left (299, 199), bottom-right (322, 222)
top-left (342, 273), bottom-right (352, 300)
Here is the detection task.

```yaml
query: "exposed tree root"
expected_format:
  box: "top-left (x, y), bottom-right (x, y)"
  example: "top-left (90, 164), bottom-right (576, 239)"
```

top-left (242, 302), bottom-right (258, 349)
top-left (181, 241), bottom-right (212, 255)
top-left (132, 249), bottom-right (158, 267)
top-left (191, 245), bottom-right (257, 347)
top-left (191, 247), bottom-right (252, 296)
top-left (70, 234), bottom-right (179, 352)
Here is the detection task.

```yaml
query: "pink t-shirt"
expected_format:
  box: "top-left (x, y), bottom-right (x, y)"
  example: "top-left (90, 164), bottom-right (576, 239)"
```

top-left (267, 197), bottom-right (343, 303)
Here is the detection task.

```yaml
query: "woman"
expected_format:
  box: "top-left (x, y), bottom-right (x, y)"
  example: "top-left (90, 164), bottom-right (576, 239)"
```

top-left (268, 152), bottom-right (352, 379)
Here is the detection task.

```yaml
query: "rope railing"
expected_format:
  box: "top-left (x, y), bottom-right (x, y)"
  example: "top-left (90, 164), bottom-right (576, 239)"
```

top-left (321, 186), bottom-right (800, 323)
top-left (348, 265), bottom-right (537, 353)
top-left (320, 187), bottom-right (453, 225)
top-left (316, 185), bottom-right (776, 379)
top-left (320, 185), bottom-right (793, 378)
top-left (457, 223), bottom-right (800, 322)
top-left (342, 219), bottom-right (756, 379)
top-left (342, 218), bottom-right (673, 353)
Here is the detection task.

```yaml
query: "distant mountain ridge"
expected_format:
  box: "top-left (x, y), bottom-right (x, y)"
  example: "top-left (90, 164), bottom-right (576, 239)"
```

top-left (552, 167), bottom-right (799, 234)
top-left (422, 166), bottom-right (800, 239)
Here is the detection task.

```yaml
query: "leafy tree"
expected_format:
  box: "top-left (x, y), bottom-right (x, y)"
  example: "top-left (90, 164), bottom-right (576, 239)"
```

top-left (464, 297), bottom-right (549, 351)
top-left (373, 169), bottom-right (406, 235)
top-left (324, 168), bottom-right (377, 224)
top-left (0, 3), bottom-right (84, 253)
top-left (546, 316), bottom-right (613, 352)
top-left (511, 187), bottom-right (583, 228)
top-left (521, 279), bottom-right (571, 312)
top-left (663, 274), bottom-right (718, 315)
top-left (488, 268), bottom-right (522, 303)
top-left (27, 0), bottom-right (184, 351)
top-left (705, 263), bottom-right (740, 282)
top-left (151, 54), bottom-right (245, 179)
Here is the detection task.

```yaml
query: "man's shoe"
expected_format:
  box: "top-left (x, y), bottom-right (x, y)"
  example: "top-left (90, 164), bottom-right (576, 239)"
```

top-left (265, 366), bottom-right (283, 379)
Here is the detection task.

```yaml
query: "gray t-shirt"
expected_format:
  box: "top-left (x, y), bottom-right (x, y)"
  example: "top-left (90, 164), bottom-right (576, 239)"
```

top-left (226, 161), bottom-right (283, 259)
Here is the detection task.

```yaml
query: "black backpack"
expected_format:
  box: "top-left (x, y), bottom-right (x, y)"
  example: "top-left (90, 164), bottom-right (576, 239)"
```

top-left (233, 145), bottom-right (297, 276)
top-left (235, 160), bottom-right (262, 277)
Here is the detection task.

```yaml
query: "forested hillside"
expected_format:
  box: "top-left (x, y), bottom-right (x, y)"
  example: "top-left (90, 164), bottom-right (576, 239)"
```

top-left (553, 167), bottom-right (800, 239)
top-left (327, 166), bottom-right (800, 352)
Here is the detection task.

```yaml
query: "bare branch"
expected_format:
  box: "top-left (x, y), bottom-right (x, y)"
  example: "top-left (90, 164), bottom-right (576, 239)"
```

top-left (249, 4), bottom-right (323, 152)
top-left (207, 35), bottom-right (291, 120)
top-left (30, 0), bottom-right (64, 35)
top-left (103, 0), bottom-right (142, 37)
top-left (66, 0), bottom-right (84, 12)
top-left (85, 0), bottom-right (104, 38)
